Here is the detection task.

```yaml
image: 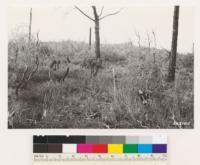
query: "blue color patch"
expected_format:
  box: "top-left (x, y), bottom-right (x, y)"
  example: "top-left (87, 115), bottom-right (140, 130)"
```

top-left (138, 144), bottom-right (152, 153)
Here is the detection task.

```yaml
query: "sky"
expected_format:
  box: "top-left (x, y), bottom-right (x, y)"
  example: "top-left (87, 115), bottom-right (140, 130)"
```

top-left (8, 6), bottom-right (194, 53)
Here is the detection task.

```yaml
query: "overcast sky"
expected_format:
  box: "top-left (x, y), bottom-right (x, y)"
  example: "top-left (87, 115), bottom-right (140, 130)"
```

top-left (8, 6), bottom-right (194, 53)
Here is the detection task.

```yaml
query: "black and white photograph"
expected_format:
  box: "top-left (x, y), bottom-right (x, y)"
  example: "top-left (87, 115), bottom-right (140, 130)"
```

top-left (8, 5), bottom-right (194, 129)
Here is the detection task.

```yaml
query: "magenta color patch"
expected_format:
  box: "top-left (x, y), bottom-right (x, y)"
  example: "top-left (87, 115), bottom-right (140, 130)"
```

top-left (77, 144), bottom-right (93, 153)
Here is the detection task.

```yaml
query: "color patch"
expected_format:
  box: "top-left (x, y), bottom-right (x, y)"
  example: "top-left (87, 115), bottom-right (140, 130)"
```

top-left (48, 144), bottom-right (62, 153)
top-left (153, 144), bottom-right (167, 153)
top-left (98, 136), bottom-right (113, 144)
top-left (86, 136), bottom-right (99, 144)
top-left (63, 136), bottom-right (86, 144)
top-left (108, 144), bottom-right (123, 154)
top-left (77, 144), bottom-right (93, 153)
top-left (33, 136), bottom-right (47, 144)
top-left (123, 144), bottom-right (138, 153)
top-left (92, 144), bottom-right (107, 153)
top-left (33, 135), bottom-right (167, 155)
top-left (139, 136), bottom-right (152, 144)
top-left (62, 144), bottom-right (77, 153)
top-left (138, 144), bottom-right (152, 153)
top-left (152, 136), bottom-right (167, 144)
top-left (47, 136), bottom-right (65, 143)
top-left (125, 136), bottom-right (139, 144)
top-left (112, 136), bottom-right (126, 144)
top-left (33, 144), bottom-right (48, 153)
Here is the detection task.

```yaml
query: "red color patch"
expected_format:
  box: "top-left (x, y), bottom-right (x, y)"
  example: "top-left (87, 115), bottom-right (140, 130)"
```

top-left (92, 144), bottom-right (107, 153)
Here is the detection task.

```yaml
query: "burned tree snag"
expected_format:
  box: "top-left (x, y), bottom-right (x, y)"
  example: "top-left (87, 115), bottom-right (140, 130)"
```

top-left (75, 6), bottom-right (121, 75)
top-left (92, 6), bottom-right (101, 59)
top-left (89, 27), bottom-right (92, 50)
top-left (15, 57), bottom-right (39, 96)
top-left (36, 31), bottom-right (40, 46)
top-left (167, 6), bottom-right (180, 82)
top-left (135, 31), bottom-right (141, 48)
top-left (28, 8), bottom-right (32, 45)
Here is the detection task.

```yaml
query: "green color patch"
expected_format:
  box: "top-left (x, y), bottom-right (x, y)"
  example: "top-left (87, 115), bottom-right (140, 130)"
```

top-left (123, 144), bottom-right (138, 153)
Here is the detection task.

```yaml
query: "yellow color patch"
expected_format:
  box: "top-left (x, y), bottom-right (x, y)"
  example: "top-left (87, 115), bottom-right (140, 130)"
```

top-left (108, 144), bottom-right (123, 154)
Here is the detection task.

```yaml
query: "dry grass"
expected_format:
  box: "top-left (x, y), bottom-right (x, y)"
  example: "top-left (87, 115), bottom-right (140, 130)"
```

top-left (8, 39), bottom-right (194, 128)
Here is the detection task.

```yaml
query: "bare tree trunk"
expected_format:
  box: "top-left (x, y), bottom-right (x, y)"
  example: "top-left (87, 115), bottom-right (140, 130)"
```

top-left (135, 31), bottom-right (141, 48)
top-left (89, 27), bottom-right (92, 50)
top-left (167, 6), bottom-right (179, 82)
top-left (146, 31), bottom-right (151, 55)
top-left (192, 42), bottom-right (194, 55)
top-left (36, 31), bottom-right (39, 46)
top-left (92, 6), bottom-right (101, 59)
top-left (28, 8), bottom-right (32, 45)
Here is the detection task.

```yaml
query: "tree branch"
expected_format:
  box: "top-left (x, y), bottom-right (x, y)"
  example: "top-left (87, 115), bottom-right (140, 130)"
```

top-left (99, 6), bottom-right (104, 17)
top-left (75, 6), bottom-right (95, 21)
top-left (99, 8), bottom-right (122, 20)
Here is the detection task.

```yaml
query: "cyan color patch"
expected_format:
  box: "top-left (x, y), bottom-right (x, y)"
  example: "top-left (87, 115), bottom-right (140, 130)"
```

top-left (138, 144), bottom-right (152, 153)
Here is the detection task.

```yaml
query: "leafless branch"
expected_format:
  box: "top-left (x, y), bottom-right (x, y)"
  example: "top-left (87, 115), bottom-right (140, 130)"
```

top-left (99, 8), bottom-right (122, 20)
top-left (99, 6), bottom-right (104, 17)
top-left (146, 31), bottom-right (151, 49)
top-left (15, 64), bottom-right (28, 96)
top-left (152, 30), bottom-right (157, 48)
top-left (75, 6), bottom-right (95, 21)
top-left (15, 57), bottom-right (39, 96)
top-left (134, 30), bottom-right (141, 48)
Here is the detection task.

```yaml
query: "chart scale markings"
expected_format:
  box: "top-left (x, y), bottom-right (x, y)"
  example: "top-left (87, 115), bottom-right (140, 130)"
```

top-left (33, 135), bottom-right (167, 164)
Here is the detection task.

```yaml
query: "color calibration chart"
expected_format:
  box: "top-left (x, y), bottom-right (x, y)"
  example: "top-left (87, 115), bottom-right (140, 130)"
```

top-left (33, 135), bottom-right (167, 165)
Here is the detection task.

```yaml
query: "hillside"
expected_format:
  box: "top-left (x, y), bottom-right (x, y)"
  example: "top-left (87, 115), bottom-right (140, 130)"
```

top-left (8, 39), bottom-right (194, 128)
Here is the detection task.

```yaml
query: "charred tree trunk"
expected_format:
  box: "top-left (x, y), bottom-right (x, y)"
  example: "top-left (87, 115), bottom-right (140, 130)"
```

top-left (28, 8), bottom-right (32, 45)
top-left (167, 6), bottom-right (179, 82)
top-left (89, 27), bottom-right (92, 50)
top-left (92, 6), bottom-right (101, 59)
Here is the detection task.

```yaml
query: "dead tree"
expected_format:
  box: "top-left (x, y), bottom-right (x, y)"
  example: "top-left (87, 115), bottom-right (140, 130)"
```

top-left (81, 57), bottom-right (103, 77)
top-left (192, 43), bottom-right (194, 55)
top-left (135, 31), bottom-right (141, 48)
top-left (15, 56), bottom-right (39, 96)
top-left (89, 27), bottom-right (92, 50)
top-left (75, 6), bottom-right (121, 76)
top-left (28, 8), bottom-right (32, 45)
top-left (152, 30), bottom-right (157, 64)
top-left (152, 30), bottom-right (157, 49)
top-left (146, 31), bottom-right (151, 53)
top-left (36, 31), bottom-right (40, 46)
top-left (147, 31), bottom-right (154, 63)
top-left (167, 6), bottom-right (180, 82)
